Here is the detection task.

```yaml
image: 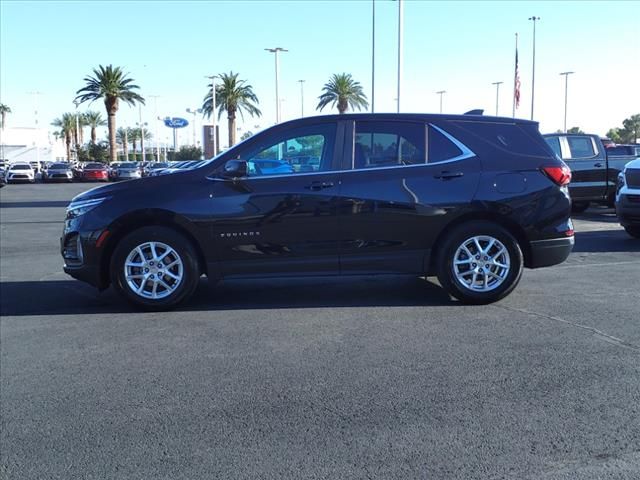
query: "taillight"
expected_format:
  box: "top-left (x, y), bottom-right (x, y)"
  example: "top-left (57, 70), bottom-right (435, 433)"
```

top-left (541, 165), bottom-right (572, 186)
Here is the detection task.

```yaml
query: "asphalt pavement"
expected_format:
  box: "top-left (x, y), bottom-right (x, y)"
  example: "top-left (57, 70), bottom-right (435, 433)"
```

top-left (1, 183), bottom-right (639, 479)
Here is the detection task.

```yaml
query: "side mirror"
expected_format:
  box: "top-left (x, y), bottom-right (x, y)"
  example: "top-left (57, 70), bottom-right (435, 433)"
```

top-left (222, 159), bottom-right (247, 179)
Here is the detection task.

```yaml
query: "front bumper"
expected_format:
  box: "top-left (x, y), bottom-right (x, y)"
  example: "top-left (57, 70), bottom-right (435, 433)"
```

top-left (616, 194), bottom-right (640, 227)
top-left (61, 227), bottom-right (109, 289)
top-left (528, 236), bottom-right (574, 268)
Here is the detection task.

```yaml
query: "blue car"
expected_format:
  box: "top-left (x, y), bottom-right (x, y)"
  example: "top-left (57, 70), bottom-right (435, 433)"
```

top-left (248, 159), bottom-right (294, 175)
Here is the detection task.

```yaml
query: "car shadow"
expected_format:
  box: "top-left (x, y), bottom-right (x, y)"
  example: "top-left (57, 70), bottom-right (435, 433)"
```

top-left (572, 206), bottom-right (619, 223)
top-left (0, 201), bottom-right (70, 208)
top-left (0, 275), bottom-right (454, 317)
top-left (573, 229), bottom-right (640, 253)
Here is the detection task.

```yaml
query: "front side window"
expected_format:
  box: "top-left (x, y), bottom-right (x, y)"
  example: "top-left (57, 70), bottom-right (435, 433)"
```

top-left (242, 124), bottom-right (335, 177)
top-left (567, 136), bottom-right (596, 159)
top-left (354, 121), bottom-right (425, 169)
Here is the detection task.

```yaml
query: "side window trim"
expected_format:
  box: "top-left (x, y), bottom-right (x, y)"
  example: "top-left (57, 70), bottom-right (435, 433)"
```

top-left (428, 124), bottom-right (476, 163)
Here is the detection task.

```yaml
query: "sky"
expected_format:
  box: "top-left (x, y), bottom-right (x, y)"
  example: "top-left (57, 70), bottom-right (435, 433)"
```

top-left (1, 0), bottom-right (639, 149)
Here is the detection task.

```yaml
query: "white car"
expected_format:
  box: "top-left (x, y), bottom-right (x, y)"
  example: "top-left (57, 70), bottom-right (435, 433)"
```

top-left (6, 163), bottom-right (36, 183)
top-left (616, 157), bottom-right (640, 238)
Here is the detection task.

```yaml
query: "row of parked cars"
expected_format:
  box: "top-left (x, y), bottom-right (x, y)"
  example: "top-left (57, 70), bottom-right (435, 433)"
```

top-left (0, 160), bottom-right (207, 185)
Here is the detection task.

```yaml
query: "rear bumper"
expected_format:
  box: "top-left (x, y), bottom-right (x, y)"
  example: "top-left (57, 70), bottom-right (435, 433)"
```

top-left (528, 236), bottom-right (574, 268)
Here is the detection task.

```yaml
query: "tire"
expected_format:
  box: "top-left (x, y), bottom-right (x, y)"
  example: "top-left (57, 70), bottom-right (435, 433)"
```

top-left (571, 201), bottom-right (589, 213)
top-left (624, 226), bottom-right (640, 239)
top-left (110, 226), bottom-right (201, 310)
top-left (436, 221), bottom-right (524, 304)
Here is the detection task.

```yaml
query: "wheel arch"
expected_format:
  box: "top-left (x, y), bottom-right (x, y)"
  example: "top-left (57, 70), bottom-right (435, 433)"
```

top-left (428, 212), bottom-right (532, 275)
top-left (98, 209), bottom-right (208, 289)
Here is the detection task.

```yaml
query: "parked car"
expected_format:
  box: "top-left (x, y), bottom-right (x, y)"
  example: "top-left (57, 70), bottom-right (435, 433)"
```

top-left (249, 159), bottom-right (295, 175)
top-left (615, 157), bottom-right (640, 238)
top-left (607, 144), bottom-right (640, 157)
top-left (108, 162), bottom-right (123, 180)
top-left (29, 160), bottom-right (42, 173)
top-left (543, 133), bottom-right (631, 212)
top-left (0, 167), bottom-right (6, 187)
top-left (146, 162), bottom-right (170, 176)
top-left (42, 162), bottom-right (74, 182)
top-left (6, 163), bottom-right (36, 183)
top-left (148, 160), bottom-right (202, 176)
top-left (81, 162), bottom-right (109, 182)
top-left (114, 162), bottom-right (142, 181)
top-left (62, 113), bottom-right (574, 310)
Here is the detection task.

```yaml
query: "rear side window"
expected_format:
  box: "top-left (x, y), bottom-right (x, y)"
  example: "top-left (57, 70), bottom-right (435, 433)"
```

top-left (354, 121), bottom-right (425, 169)
top-left (567, 136), bottom-right (596, 158)
top-left (427, 125), bottom-right (464, 163)
top-left (453, 121), bottom-right (550, 157)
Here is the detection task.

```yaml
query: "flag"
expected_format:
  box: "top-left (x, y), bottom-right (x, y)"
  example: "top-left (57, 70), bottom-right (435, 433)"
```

top-left (514, 34), bottom-right (521, 110)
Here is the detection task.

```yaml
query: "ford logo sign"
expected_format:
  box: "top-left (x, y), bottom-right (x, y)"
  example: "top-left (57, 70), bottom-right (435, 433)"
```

top-left (163, 117), bottom-right (189, 129)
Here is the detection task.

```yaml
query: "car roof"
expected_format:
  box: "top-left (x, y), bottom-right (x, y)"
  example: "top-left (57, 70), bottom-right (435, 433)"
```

top-left (274, 113), bottom-right (539, 127)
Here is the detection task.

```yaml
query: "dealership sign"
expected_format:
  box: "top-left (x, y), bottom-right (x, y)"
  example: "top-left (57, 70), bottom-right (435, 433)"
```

top-left (164, 117), bottom-right (189, 129)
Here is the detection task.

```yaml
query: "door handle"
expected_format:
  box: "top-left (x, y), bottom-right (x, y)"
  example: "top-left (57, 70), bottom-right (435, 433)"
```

top-left (305, 181), bottom-right (334, 191)
top-left (593, 162), bottom-right (603, 168)
top-left (434, 171), bottom-right (464, 180)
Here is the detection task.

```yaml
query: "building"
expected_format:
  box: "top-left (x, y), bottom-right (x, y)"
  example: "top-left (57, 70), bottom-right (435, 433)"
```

top-left (0, 126), bottom-right (66, 163)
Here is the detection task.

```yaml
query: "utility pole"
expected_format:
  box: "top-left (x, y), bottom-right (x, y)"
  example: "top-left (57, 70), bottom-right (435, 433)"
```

top-left (529, 16), bottom-right (540, 120)
top-left (436, 90), bottom-right (446, 114)
top-left (265, 47), bottom-right (288, 123)
top-left (371, 0), bottom-right (376, 112)
top-left (206, 75), bottom-right (218, 156)
top-left (492, 81), bottom-right (503, 116)
top-left (396, 0), bottom-right (403, 113)
top-left (149, 95), bottom-right (160, 161)
top-left (560, 71), bottom-right (574, 133)
top-left (298, 80), bottom-right (305, 117)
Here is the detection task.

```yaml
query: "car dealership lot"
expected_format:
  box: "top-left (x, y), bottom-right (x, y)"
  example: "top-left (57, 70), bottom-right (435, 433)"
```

top-left (1, 183), bottom-right (639, 479)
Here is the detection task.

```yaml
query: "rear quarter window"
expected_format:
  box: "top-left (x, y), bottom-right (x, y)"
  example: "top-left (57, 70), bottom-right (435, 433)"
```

top-left (567, 136), bottom-right (597, 158)
top-left (452, 121), bottom-right (551, 157)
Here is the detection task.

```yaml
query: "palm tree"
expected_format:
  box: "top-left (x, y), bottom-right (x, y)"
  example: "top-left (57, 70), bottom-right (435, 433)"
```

top-left (51, 113), bottom-right (76, 161)
top-left (0, 103), bottom-right (11, 129)
top-left (316, 73), bottom-right (369, 114)
top-left (75, 65), bottom-right (145, 162)
top-left (201, 72), bottom-right (261, 148)
top-left (128, 127), bottom-right (152, 159)
top-left (116, 127), bottom-right (129, 160)
top-left (83, 111), bottom-right (107, 145)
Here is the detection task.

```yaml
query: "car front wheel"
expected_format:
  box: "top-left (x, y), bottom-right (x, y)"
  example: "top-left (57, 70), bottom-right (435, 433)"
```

top-left (111, 226), bottom-right (201, 310)
top-left (436, 221), bottom-right (524, 304)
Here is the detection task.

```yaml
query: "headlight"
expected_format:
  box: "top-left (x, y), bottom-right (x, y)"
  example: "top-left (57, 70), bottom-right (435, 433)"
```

top-left (617, 172), bottom-right (626, 194)
top-left (66, 197), bottom-right (109, 218)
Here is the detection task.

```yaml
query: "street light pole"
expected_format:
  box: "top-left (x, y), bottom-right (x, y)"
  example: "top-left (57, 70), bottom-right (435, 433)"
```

top-left (529, 16), bottom-right (540, 120)
top-left (149, 95), bottom-right (160, 161)
top-left (397, 0), bottom-right (403, 113)
top-left (265, 47), bottom-right (288, 123)
top-left (560, 71), bottom-right (574, 133)
top-left (371, 0), bottom-right (376, 113)
top-left (436, 90), bottom-right (446, 114)
top-left (138, 104), bottom-right (146, 162)
top-left (492, 81), bottom-right (503, 116)
top-left (206, 75), bottom-right (218, 156)
top-left (298, 80), bottom-right (305, 117)
top-left (186, 108), bottom-right (202, 146)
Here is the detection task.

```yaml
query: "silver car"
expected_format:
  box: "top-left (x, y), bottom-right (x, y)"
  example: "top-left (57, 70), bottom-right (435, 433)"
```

top-left (114, 162), bottom-right (142, 181)
top-left (42, 162), bottom-right (74, 182)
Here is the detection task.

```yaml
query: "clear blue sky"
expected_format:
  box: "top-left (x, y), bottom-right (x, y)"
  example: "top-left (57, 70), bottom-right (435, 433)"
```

top-left (1, 0), bottom-right (639, 148)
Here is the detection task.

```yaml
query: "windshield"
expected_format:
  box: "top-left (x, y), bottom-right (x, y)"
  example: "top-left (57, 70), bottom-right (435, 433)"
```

top-left (50, 163), bottom-right (69, 169)
top-left (11, 164), bottom-right (31, 170)
top-left (119, 162), bottom-right (137, 168)
top-left (150, 163), bottom-right (169, 168)
top-left (85, 163), bottom-right (104, 169)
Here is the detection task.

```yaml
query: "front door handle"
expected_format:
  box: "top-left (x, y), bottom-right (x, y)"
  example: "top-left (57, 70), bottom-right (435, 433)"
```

top-left (434, 171), bottom-right (464, 180)
top-left (305, 181), bottom-right (334, 191)
top-left (594, 162), bottom-right (603, 168)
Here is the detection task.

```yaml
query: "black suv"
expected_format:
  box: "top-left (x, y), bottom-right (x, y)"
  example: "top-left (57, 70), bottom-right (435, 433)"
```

top-left (62, 114), bottom-right (574, 309)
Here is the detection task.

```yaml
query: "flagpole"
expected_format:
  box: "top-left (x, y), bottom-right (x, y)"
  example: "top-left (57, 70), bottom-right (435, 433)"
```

top-left (513, 33), bottom-right (518, 118)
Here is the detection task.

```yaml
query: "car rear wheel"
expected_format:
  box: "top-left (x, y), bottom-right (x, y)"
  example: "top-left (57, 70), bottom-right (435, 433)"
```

top-left (436, 221), bottom-right (523, 304)
top-left (624, 226), bottom-right (640, 239)
top-left (111, 226), bottom-right (200, 310)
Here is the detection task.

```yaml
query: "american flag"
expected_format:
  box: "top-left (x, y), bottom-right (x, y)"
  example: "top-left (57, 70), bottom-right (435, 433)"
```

top-left (514, 37), bottom-right (521, 109)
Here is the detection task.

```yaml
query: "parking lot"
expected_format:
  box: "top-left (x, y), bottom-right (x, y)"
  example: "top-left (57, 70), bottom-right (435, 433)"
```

top-left (1, 183), bottom-right (639, 479)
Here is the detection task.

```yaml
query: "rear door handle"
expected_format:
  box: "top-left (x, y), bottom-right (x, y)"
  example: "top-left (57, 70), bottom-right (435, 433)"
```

top-left (434, 171), bottom-right (464, 180)
top-left (593, 162), bottom-right (603, 168)
top-left (305, 181), bottom-right (334, 191)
